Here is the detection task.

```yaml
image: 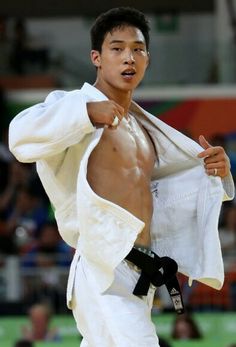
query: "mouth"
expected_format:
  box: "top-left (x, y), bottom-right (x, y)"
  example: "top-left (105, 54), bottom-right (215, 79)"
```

top-left (121, 69), bottom-right (136, 79)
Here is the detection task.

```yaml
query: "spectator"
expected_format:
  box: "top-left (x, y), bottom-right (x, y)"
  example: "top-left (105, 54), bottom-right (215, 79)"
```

top-left (0, 158), bottom-right (50, 255)
top-left (22, 221), bottom-right (72, 313)
top-left (0, 87), bottom-right (11, 145)
top-left (5, 184), bottom-right (49, 252)
top-left (219, 204), bottom-right (236, 266)
top-left (0, 160), bottom-right (31, 213)
top-left (21, 303), bottom-right (61, 341)
top-left (159, 337), bottom-right (172, 347)
top-left (9, 18), bottom-right (27, 74)
top-left (14, 340), bottom-right (34, 347)
top-left (9, 18), bottom-right (50, 75)
top-left (0, 160), bottom-right (31, 254)
top-left (22, 220), bottom-right (72, 267)
top-left (171, 312), bottom-right (203, 340)
top-left (0, 17), bottom-right (11, 75)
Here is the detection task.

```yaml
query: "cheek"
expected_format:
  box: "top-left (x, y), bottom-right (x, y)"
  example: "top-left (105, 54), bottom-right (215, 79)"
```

top-left (100, 61), bottom-right (116, 75)
top-left (137, 65), bottom-right (148, 78)
top-left (136, 56), bottom-right (149, 69)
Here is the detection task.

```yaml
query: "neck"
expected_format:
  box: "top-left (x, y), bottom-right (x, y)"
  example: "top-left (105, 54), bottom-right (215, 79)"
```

top-left (94, 80), bottom-right (132, 116)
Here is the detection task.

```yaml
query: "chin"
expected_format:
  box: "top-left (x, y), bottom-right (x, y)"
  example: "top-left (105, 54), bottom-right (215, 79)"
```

top-left (121, 80), bottom-right (140, 91)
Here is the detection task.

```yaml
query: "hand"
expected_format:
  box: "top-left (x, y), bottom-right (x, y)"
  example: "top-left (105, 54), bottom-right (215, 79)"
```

top-left (197, 135), bottom-right (231, 178)
top-left (87, 100), bottom-right (124, 128)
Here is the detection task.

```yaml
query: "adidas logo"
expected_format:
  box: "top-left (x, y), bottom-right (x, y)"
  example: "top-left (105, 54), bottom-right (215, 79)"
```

top-left (170, 288), bottom-right (179, 295)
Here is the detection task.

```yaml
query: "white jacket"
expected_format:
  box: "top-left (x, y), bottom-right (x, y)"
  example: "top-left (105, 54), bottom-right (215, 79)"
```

top-left (9, 83), bottom-right (235, 309)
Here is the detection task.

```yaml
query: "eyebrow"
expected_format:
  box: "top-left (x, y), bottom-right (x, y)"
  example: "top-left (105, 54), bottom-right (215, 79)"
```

top-left (109, 40), bottom-right (145, 45)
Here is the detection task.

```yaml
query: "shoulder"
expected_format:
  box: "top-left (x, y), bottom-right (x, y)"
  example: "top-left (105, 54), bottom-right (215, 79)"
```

top-left (44, 88), bottom-right (82, 104)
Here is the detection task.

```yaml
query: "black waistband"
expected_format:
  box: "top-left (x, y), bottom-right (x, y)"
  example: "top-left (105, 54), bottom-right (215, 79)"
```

top-left (125, 247), bottom-right (184, 314)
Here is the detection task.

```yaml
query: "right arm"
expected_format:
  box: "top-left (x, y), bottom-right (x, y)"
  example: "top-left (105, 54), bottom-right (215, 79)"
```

top-left (9, 89), bottom-right (124, 163)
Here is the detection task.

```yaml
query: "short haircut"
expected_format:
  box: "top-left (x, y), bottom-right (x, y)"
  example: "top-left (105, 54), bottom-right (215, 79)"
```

top-left (90, 7), bottom-right (150, 52)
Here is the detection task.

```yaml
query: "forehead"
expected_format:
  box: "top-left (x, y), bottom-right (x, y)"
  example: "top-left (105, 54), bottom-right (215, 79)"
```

top-left (103, 25), bottom-right (146, 45)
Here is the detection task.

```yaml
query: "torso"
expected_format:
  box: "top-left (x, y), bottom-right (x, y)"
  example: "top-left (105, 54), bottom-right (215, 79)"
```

top-left (87, 113), bottom-right (156, 247)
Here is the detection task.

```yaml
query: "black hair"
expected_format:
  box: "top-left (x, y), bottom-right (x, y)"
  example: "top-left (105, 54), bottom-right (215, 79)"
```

top-left (14, 340), bottom-right (33, 347)
top-left (171, 313), bottom-right (202, 339)
top-left (159, 337), bottom-right (172, 347)
top-left (90, 7), bottom-right (150, 52)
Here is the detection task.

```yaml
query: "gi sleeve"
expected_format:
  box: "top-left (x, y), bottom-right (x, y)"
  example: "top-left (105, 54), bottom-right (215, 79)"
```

top-left (222, 172), bottom-right (235, 201)
top-left (9, 89), bottom-right (95, 163)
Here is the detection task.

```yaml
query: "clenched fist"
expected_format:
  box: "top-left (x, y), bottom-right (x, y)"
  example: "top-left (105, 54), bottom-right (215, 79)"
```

top-left (87, 100), bottom-right (125, 128)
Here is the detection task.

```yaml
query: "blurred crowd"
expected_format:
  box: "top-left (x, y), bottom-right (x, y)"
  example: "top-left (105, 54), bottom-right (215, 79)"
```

top-left (0, 16), bottom-right (50, 76)
top-left (0, 149), bottom-right (73, 307)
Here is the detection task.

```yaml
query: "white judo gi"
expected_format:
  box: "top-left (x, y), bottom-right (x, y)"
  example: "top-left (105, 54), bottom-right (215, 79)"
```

top-left (72, 258), bottom-right (158, 347)
top-left (8, 83), bottom-right (235, 347)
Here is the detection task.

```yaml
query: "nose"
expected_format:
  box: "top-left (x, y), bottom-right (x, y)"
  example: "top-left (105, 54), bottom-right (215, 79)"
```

top-left (124, 49), bottom-right (135, 65)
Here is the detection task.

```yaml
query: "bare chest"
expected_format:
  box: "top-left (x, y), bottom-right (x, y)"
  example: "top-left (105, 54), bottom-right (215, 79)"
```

top-left (95, 115), bottom-right (156, 173)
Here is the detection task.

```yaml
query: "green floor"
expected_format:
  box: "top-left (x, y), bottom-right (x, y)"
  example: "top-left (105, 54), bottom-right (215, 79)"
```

top-left (1, 312), bottom-right (235, 347)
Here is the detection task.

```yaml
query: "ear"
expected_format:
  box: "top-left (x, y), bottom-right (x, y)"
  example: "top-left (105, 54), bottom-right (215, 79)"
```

top-left (90, 50), bottom-right (101, 68)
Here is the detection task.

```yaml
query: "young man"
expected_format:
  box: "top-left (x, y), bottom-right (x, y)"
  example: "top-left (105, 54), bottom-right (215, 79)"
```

top-left (9, 7), bottom-right (234, 347)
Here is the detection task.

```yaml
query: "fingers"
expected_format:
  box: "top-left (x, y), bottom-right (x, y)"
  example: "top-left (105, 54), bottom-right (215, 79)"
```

top-left (107, 101), bottom-right (124, 128)
top-left (204, 156), bottom-right (230, 178)
top-left (111, 115), bottom-right (119, 127)
top-left (87, 100), bottom-right (125, 127)
top-left (197, 141), bottom-right (230, 178)
top-left (198, 142), bottom-right (225, 158)
top-left (205, 165), bottom-right (223, 177)
top-left (112, 101), bottom-right (125, 119)
top-left (198, 135), bottom-right (215, 159)
top-left (198, 135), bottom-right (212, 150)
top-left (198, 146), bottom-right (225, 166)
top-left (200, 146), bottom-right (224, 163)
top-left (197, 146), bottom-right (219, 159)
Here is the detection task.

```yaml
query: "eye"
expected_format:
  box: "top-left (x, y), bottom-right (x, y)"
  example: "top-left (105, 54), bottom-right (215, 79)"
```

top-left (112, 47), bottom-right (122, 51)
top-left (134, 47), bottom-right (145, 52)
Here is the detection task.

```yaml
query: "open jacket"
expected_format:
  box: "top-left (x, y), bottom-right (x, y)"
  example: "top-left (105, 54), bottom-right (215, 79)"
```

top-left (9, 83), bottom-right (235, 309)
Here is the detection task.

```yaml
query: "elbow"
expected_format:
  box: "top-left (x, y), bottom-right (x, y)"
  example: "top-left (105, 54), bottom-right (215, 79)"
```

top-left (9, 145), bottom-right (32, 163)
top-left (8, 123), bottom-right (27, 163)
top-left (8, 135), bottom-right (33, 164)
